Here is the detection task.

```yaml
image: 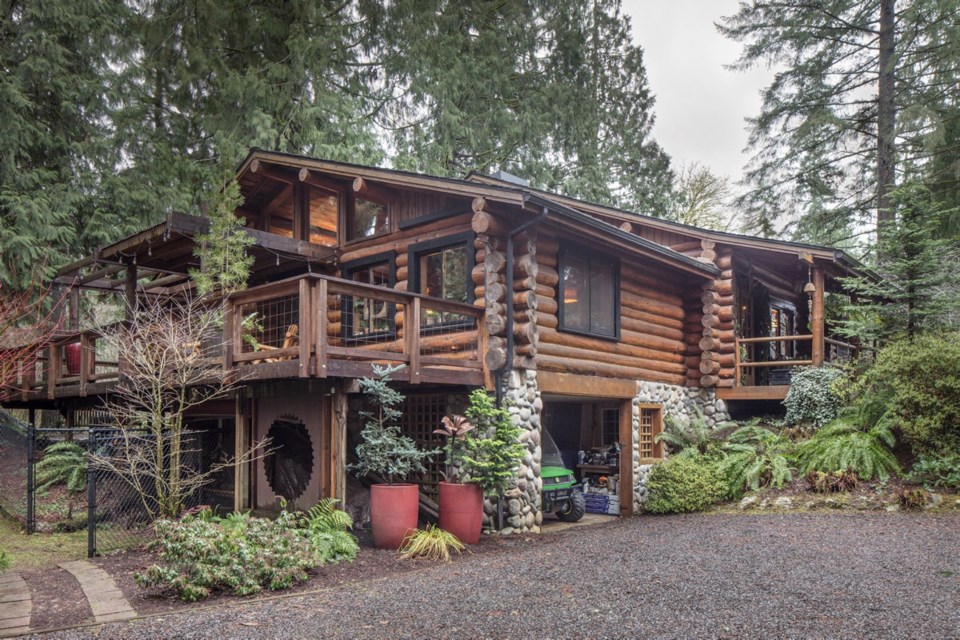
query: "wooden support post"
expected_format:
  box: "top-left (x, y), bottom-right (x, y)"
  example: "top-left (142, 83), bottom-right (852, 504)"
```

top-left (298, 278), bottom-right (312, 377)
top-left (332, 381), bottom-right (348, 505)
top-left (124, 260), bottom-right (138, 321)
top-left (47, 345), bottom-right (59, 400)
top-left (234, 392), bottom-right (249, 513)
top-left (619, 400), bottom-right (634, 517)
top-left (407, 297), bottom-right (421, 384)
top-left (69, 288), bottom-right (80, 332)
top-left (79, 334), bottom-right (92, 397)
top-left (811, 266), bottom-right (825, 366)
top-left (315, 279), bottom-right (329, 378)
top-left (734, 338), bottom-right (741, 388)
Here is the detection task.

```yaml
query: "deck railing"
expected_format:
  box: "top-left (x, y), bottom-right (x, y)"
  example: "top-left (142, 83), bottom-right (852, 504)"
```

top-left (734, 334), bottom-right (868, 387)
top-left (225, 273), bottom-right (485, 385)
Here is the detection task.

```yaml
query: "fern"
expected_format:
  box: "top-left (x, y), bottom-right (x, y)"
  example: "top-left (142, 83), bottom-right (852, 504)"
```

top-left (717, 426), bottom-right (795, 498)
top-left (303, 499), bottom-right (358, 563)
top-left (35, 441), bottom-right (88, 493)
top-left (656, 407), bottom-right (722, 455)
top-left (795, 412), bottom-right (901, 482)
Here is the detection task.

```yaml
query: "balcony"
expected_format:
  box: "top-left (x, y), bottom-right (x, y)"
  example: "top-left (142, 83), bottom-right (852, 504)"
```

top-left (5, 274), bottom-right (486, 403)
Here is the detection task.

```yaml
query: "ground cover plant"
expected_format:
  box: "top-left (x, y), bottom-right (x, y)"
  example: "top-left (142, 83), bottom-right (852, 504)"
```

top-left (905, 455), bottom-right (960, 491)
top-left (136, 503), bottom-right (358, 601)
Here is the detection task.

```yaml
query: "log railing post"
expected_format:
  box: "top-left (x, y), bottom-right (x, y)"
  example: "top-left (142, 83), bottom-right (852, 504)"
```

top-left (734, 338), bottom-right (741, 388)
top-left (298, 278), bottom-right (312, 378)
top-left (79, 334), bottom-right (92, 397)
top-left (315, 279), bottom-right (329, 378)
top-left (47, 345), bottom-right (60, 400)
top-left (406, 297), bottom-right (421, 384)
top-left (811, 266), bottom-right (825, 367)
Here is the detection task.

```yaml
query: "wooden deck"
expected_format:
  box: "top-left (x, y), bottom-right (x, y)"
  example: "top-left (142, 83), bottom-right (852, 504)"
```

top-left (4, 274), bottom-right (486, 404)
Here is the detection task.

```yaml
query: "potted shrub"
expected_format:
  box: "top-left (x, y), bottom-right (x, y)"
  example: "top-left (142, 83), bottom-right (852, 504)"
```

top-left (434, 413), bottom-right (482, 544)
top-left (349, 364), bottom-right (435, 549)
top-left (460, 390), bottom-right (526, 532)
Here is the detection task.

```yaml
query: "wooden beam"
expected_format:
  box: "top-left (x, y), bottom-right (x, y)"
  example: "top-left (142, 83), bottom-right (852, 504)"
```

top-left (537, 371), bottom-right (636, 398)
top-left (716, 385), bottom-right (791, 401)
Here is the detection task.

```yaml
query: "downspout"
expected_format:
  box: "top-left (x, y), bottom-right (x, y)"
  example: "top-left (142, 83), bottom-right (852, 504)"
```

top-left (497, 205), bottom-right (549, 405)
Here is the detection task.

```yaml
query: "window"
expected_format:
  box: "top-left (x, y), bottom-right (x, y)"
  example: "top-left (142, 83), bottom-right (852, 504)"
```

top-left (409, 233), bottom-right (474, 326)
top-left (307, 186), bottom-right (339, 246)
top-left (638, 406), bottom-right (663, 460)
top-left (769, 303), bottom-right (796, 359)
top-left (342, 253), bottom-right (395, 338)
top-left (559, 246), bottom-right (619, 339)
top-left (600, 408), bottom-right (620, 446)
top-left (348, 196), bottom-right (390, 241)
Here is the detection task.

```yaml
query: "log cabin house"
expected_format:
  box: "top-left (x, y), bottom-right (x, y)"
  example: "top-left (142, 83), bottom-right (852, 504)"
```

top-left (1, 149), bottom-right (875, 530)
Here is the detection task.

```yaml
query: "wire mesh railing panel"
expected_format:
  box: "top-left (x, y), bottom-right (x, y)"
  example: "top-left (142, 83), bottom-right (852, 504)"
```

top-left (418, 299), bottom-right (480, 363)
top-left (0, 413), bottom-right (29, 524)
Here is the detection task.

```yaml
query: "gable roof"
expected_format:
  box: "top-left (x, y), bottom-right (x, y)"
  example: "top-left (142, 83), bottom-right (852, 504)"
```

top-left (238, 149), bottom-right (720, 278)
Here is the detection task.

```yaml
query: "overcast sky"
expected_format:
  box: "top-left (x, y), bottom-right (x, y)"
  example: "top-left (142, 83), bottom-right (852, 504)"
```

top-left (624, 0), bottom-right (774, 186)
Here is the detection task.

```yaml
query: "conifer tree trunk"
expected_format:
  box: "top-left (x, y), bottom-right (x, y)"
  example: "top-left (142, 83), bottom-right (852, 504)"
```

top-left (876, 0), bottom-right (897, 250)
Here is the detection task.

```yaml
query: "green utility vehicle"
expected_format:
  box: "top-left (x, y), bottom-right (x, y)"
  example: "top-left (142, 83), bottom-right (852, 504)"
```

top-left (540, 428), bottom-right (585, 522)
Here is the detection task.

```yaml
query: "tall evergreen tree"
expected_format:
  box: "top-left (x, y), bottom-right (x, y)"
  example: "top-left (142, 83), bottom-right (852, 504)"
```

top-left (0, 0), bottom-right (124, 287)
top-left (719, 0), bottom-right (960, 246)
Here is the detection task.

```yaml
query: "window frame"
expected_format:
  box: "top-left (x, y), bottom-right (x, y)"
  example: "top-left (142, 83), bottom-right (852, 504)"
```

top-left (343, 191), bottom-right (392, 245)
top-left (340, 251), bottom-right (397, 341)
top-left (557, 243), bottom-right (621, 341)
top-left (408, 232), bottom-right (476, 334)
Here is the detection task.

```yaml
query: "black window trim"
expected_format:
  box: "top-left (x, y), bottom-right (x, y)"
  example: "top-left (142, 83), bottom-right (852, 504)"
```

top-left (557, 242), bottom-right (621, 341)
top-left (340, 251), bottom-right (397, 341)
top-left (408, 231), bottom-right (476, 335)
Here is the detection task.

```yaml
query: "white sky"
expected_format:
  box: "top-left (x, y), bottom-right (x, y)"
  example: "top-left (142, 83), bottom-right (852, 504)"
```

top-left (624, 0), bottom-right (774, 185)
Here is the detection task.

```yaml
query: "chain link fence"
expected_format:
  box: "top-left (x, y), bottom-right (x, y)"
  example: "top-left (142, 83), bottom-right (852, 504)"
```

top-left (0, 416), bottom-right (235, 557)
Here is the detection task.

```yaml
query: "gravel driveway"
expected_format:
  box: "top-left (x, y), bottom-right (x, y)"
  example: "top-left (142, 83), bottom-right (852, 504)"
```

top-left (37, 513), bottom-right (960, 639)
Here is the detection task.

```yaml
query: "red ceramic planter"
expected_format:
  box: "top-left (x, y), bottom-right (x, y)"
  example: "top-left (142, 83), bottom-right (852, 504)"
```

top-left (369, 483), bottom-right (420, 549)
top-left (438, 481), bottom-right (483, 545)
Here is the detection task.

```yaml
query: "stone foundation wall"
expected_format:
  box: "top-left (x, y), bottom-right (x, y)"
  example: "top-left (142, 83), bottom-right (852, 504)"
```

top-left (483, 369), bottom-right (542, 534)
top-left (632, 381), bottom-right (731, 511)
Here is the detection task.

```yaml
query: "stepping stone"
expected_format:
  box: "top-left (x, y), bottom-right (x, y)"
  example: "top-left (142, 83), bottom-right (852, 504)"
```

top-left (58, 560), bottom-right (136, 625)
top-left (0, 572), bottom-right (31, 638)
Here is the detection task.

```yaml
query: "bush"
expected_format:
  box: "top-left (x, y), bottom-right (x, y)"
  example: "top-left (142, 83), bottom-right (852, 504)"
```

top-left (136, 503), bottom-right (357, 601)
top-left (795, 412), bottom-right (900, 482)
top-left (905, 455), bottom-right (960, 491)
top-left (644, 451), bottom-right (725, 514)
top-left (717, 425), bottom-right (795, 498)
top-left (783, 366), bottom-right (847, 428)
top-left (0, 548), bottom-right (9, 572)
top-left (854, 332), bottom-right (960, 456)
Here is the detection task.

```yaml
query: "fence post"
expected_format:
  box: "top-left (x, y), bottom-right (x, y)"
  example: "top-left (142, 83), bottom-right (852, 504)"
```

top-left (26, 424), bottom-right (35, 534)
top-left (87, 427), bottom-right (96, 558)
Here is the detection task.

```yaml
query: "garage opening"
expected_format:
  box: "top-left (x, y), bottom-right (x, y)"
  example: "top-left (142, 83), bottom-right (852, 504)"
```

top-left (541, 397), bottom-right (663, 522)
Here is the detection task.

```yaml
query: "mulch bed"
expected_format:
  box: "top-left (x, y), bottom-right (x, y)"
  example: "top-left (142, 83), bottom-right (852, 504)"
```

top-left (22, 566), bottom-right (94, 631)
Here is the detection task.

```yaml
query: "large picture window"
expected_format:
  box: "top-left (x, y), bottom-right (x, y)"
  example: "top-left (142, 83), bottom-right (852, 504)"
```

top-left (559, 246), bottom-right (619, 339)
top-left (409, 233), bottom-right (474, 326)
top-left (348, 196), bottom-right (390, 241)
top-left (341, 253), bottom-right (395, 338)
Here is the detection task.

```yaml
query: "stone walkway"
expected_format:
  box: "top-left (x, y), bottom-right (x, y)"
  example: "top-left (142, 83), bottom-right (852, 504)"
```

top-left (0, 572), bottom-right (31, 638)
top-left (58, 561), bottom-right (136, 625)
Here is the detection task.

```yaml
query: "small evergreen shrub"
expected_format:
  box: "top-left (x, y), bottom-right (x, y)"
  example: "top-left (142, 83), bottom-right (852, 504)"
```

top-left (460, 390), bottom-right (526, 496)
top-left (854, 332), bottom-right (960, 456)
top-left (905, 455), bottom-right (960, 491)
top-left (644, 451), bottom-right (725, 514)
top-left (783, 366), bottom-right (847, 428)
top-left (399, 525), bottom-right (464, 561)
top-left (717, 425), bottom-right (795, 498)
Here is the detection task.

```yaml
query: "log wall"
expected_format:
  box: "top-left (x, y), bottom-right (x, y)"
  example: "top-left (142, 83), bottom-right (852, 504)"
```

top-left (533, 230), bottom-right (690, 386)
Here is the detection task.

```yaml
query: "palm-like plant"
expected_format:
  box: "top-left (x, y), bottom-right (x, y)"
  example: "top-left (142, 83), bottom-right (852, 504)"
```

top-left (717, 425), bottom-right (795, 498)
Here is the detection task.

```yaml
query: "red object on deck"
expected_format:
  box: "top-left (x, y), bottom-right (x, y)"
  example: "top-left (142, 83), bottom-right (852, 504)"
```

top-left (370, 483), bottom-right (420, 549)
top-left (438, 481), bottom-right (483, 545)
top-left (64, 343), bottom-right (82, 376)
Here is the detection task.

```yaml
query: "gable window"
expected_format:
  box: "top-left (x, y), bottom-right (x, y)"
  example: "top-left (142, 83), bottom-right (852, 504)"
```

top-left (342, 253), bottom-right (395, 338)
top-left (559, 245), bottom-right (619, 339)
top-left (307, 185), bottom-right (339, 246)
top-left (348, 196), bottom-right (390, 241)
top-left (409, 233), bottom-right (474, 326)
